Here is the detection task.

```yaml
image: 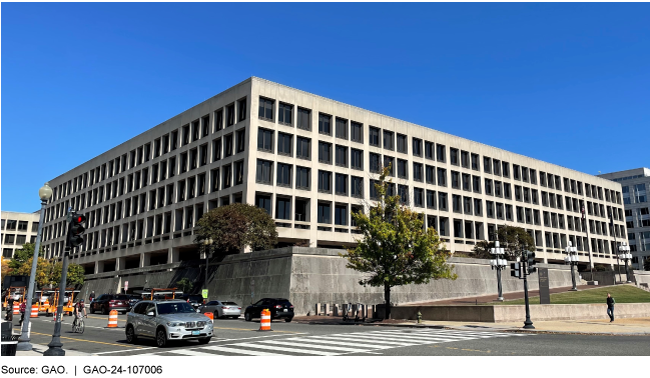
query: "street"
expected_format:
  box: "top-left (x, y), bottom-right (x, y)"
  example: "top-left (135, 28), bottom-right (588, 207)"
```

top-left (13, 313), bottom-right (650, 356)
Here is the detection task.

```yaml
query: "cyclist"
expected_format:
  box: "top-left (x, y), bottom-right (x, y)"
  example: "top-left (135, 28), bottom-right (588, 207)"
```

top-left (73, 299), bottom-right (87, 329)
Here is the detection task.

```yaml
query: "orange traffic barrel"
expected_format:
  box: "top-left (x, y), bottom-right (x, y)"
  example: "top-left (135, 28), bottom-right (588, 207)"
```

top-left (259, 309), bottom-right (272, 331)
top-left (204, 312), bottom-right (214, 320)
top-left (52, 309), bottom-right (57, 321)
top-left (107, 310), bottom-right (118, 328)
top-left (13, 303), bottom-right (20, 315)
top-left (31, 304), bottom-right (39, 318)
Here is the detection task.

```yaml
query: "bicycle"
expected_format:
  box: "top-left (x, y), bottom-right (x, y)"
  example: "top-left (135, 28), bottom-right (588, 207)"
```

top-left (72, 314), bottom-right (86, 334)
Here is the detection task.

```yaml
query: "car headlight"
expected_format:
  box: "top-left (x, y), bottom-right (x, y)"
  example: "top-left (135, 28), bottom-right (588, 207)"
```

top-left (166, 322), bottom-right (185, 327)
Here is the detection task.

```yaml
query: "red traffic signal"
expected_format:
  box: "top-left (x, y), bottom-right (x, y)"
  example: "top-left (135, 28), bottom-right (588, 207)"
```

top-left (67, 212), bottom-right (87, 248)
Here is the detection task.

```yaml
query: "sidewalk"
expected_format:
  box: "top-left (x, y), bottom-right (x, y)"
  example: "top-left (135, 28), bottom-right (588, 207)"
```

top-left (293, 316), bottom-right (650, 336)
top-left (14, 343), bottom-right (94, 356)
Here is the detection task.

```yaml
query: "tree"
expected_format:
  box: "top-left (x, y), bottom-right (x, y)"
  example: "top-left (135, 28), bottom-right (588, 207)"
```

top-left (1, 257), bottom-right (12, 277)
top-left (495, 226), bottom-right (535, 260)
top-left (8, 243), bottom-right (44, 270)
top-left (341, 167), bottom-right (457, 320)
top-left (195, 203), bottom-right (278, 255)
top-left (14, 257), bottom-right (54, 288)
top-left (644, 258), bottom-right (650, 272)
top-left (471, 240), bottom-right (495, 259)
top-left (176, 278), bottom-right (193, 294)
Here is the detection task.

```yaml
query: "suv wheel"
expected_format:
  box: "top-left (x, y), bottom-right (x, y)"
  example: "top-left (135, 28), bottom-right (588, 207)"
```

top-left (90, 306), bottom-right (95, 314)
top-left (285, 317), bottom-right (293, 323)
top-left (102, 306), bottom-right (109, 315)
top-left (198, 337), bottom-right (211, 344)
top-left (156, 328), bottom-right (168, 348)
top-left (125, 325), bottom-right (137, 344)
top-left (244, 312), bottom-right (252, 322)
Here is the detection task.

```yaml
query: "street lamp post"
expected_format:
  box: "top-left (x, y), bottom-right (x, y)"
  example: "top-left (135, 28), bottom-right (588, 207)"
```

top-left (618, 243), bottom-right (632, 283)
top-left (564, 241), bottom-right (579, 291)
top-left (202, 238), bottom-right (214, 290)
top-left (16, 183), bottom-right (53, 352)
top-left (489, 241), bottom-right (507, 301)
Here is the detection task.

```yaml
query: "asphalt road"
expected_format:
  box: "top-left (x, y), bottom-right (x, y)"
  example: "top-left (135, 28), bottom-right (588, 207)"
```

top-left (13, 313), bottom-right (650, 356)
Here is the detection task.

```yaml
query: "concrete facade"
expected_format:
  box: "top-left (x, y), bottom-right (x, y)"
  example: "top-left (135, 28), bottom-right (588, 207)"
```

top-left (1, 211), bottom-right (40, 258)
top-left (598, 168), bottom-right (650, 270)
top-left (39, 77), bottom-right (625, 285)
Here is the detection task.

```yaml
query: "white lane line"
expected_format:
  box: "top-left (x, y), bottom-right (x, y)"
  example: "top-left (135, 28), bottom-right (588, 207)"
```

top-left (283, 337), bottom-right (395, 350)
top-left (256, 339), bottom-right (371, 353)
top-left (202, 345), bottom-right (286, 356)
top-left (170, 349), bottom-right (221, 357)
top-left (307, 335), bottom-right (417, 347)
top-left (234, 342), bottom-right (340, 356)
top-left (363, 332), bottom-right (473, 342)
top-left (339, 334), bottom-right (434, 344)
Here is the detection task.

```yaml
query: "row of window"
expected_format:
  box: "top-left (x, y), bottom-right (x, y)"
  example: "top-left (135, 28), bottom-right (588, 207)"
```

top-left (2, 234), bottom-right (37, 246)
top-left (50, 97), bottom-right (249, 203)
top-left (0, 220), bottom-right (38, 232)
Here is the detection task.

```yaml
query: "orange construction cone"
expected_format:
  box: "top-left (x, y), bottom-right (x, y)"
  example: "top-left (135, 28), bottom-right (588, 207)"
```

top-left (204, 312), bottom-right (214, 321)
top-left (31, 304), bottom-right (39, 318)
top-left (259, 309), bottom-right (272, 331)
top-left (13, 303), bottom-right (20, 315)
top-left (107, 310), bottom-right (118, 328)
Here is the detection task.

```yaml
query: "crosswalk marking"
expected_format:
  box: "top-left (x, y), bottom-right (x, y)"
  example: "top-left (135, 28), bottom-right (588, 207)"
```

top-left (201, 345), bottom-right (286, 356)
top-left (108, 329), bottom-right (532, 357)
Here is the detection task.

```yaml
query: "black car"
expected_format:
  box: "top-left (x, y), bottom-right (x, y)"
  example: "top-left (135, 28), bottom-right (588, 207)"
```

top-left (126, 295), bottom-right (142, 312)
top-left (179, 294), bottom-right (204, 311)
top-left (245, 298), bottom-right (294, 322)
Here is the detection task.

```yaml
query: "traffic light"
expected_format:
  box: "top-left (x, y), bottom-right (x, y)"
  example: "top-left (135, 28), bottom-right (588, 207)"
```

top-left (527, 251), bottom-right (537, 274)
top-left (67, 212), bottom-right (87, 248)
top-left (510, 262), bottom-right (521, 278)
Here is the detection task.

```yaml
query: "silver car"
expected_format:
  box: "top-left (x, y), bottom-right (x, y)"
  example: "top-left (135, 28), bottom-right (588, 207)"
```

top-left (125, 300), bottom-right (213, 347)
top-left (199, 300), bottom-right (242, 319)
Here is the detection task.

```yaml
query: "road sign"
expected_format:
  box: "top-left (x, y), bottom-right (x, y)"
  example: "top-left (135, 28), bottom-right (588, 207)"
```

top-left (124, 281), bottom-right (129, 291)
top-left (202, 289), bottom-right (208, 299)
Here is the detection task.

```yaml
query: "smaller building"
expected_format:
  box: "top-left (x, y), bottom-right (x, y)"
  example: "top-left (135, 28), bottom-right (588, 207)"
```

top-left (598, 168), bottom-right (650, 270)
top-left (1, 211), bottom-right (41, 258)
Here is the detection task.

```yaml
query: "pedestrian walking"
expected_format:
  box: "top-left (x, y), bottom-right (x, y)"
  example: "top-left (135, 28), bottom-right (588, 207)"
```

top-left (5, 295), bottom-right (15, 321)
top-left (19, 301), bottom-right (26, 326)
top-left (606, 293), bottom-right (615, 322)
top-left (89, 291), bottom-right (95, 303)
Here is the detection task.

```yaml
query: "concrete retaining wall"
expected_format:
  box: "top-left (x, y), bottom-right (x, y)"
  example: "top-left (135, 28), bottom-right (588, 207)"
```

top-left (392, 303), bottom-right (650, 322)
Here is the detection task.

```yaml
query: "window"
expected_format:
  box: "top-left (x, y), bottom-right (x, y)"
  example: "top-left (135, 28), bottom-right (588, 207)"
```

top-left (412, 138), bottom-right (423, 157)
top-left (474, 199), bottom-right (482, 216)
top-left (212, 138), bottom-right (222, 161)
top-left (414, 188), bottom-right (424, 207)
top-left (319, 142), bottom-right (332, 164)
top-left (383, 156), bottom-right (395, 176)
top-left (297, 137), bottom-right (311, 160)
top-left (502, 162), bottom-right (510, 178)
top-left (224, 134), bottom-right (233, 157)
top-left (335, 146), bottom-right (348, 167)
top-left (436, 192), bottom-right (447, 211)
top-left (279, 103), bottom-right (293, 126)
top-left (462, 173), bottom-right (470, 191)
top-left (259, 97), bottom-right (274, 121)
top-left (215, 109), bottom-right (224, 131)
top-left (318, 202), bottom-right (331, 224)
top-left (17, 221), bottom-right (28, 232)
top-left (451, 171), bottom-right (460, 189)
top-left (437, 168), bottom-right (447, 186)
top-left (383, 130), bottom-right (394, 150)
top-left (297, 107), bottom-right (311, 130)
top-left (369, 153), bottom-right (381, 173)
top-left (461, 150), bottom-right (469, 168)
top-left (450, 148), bottom-right (459, 165)
top-left (463, 196), bottom-right (472, 214)
top-left (200, 144), bottom-right (208, 166)
top-left (397, 159), bottom-right (408, 179)
top-left (530, 169), bottom-right (537, 185)
top-left (398, 185), bottom-right (409, 204)
top-left (426, 165), bottom-right (435, 185)
top-left (256, 160), bottom-right (273, 184)
top-left (424, 141), bottom-right (434, 160)
top-left (334, 204), bottom-right (348, 226)
top-left (276, 197), bottom-right (291, 220)
top-left (351, 176), bottom-right (363, 198)
top-left (277, 163), bottom-right (292, 187)
top-left (351, 149), bottom-right (363, 170)
top-left (472, 176), bottom-right (481, 193)
top-left (335, 174), bottom-right (348, 196)
top-left (319, 113), bottom-right (332, 135)
top-left (336, 117), bottom-right (348, 139)
top-left (258, 128), bottom-right (274, 152)
top-left (436, 144), bottom-right (446, 162)
top-left (513, 164), bottom-right (521, 180)
top-left (426, 190), bottom-right (436, 209)
top-left (369, 127), bottom-right (380, 146)
top-left (452, 195), bottom-right (462, 213)
top-left (256, 193), bottom-right (272, 215)
top-left (396, 134), bottom-right (407, 153)
top-left (226, 103), bottom-right (235, 126)
top-left (413, 163), bottom-right (423, 182)
top-left (236, 129), bottom-right (245, 153)
top-left (318, 170), bottom-right (332, 193)
top-left (238, 98), bottom-right (247, 121)
top-left (484, 157), bottom-right (492, 173)
top-left (296, 166), bottom-right (310, 190)
top-left (351, 122), bottom-right (363, 143)
top-left (278, 132), bottom-right (293, 156)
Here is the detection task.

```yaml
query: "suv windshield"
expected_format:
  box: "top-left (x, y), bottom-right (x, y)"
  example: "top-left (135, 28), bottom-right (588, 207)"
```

top-left (186, 295), bottom-right (203, 302)
top-left (157, 302), bottom-right (196, 314)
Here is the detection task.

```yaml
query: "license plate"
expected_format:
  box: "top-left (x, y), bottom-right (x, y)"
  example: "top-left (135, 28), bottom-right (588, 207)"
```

top-left (192, 330), bottom-right (200, 335)
top-left (283, 309), bottom-right (288, 312)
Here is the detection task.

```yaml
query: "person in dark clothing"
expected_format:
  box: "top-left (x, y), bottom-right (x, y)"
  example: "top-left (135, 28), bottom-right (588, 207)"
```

top-left (5, 296), bottom-right (15, 321)
top-left (89, 291), bottom-right (95, 303)
top-left (606, 293), bottom-right (615, 322)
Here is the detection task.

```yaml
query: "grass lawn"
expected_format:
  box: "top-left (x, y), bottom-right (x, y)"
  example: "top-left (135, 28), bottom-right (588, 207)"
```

top-left (496, 285), bottom-right (650, 305)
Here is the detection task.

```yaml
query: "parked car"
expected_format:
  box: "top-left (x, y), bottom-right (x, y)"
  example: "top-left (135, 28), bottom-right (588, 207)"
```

top-left (179, 294), bottom-right (204, 311)
top-left (199, 300), bottom-right (241, 319)
top-left (244, 298), bottom-right (294, 322)
top-left (126, 295), bottom-right (142, 312)
top-left (89, 294), bottom-right (130, 315)
top-left (125, 300), bottom-right (213, 347)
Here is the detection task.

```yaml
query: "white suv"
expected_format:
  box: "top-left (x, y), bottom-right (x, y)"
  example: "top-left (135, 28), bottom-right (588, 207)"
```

top-left (126, 300), bottom-right (213, 347)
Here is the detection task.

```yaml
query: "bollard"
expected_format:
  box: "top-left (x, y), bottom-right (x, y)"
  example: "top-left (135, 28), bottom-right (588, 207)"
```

top-left (31, 304), bottom-right (39, 318)
top-left (417, 311), bottom-right (422, 324)
top-left (259, 309), bottom-right (272, 331)
top-left (315, 303), bottom-right (321, 316)
top-left (52, 309), bottom-right (57, 322)
top-left (13, 303), bottom-right (20, 315)
top-left (107, 310), bottom-right (118, 328)
top-left (325, 303), bottom-right (330, 316)
top-left (204, 312), bottom-right (214, 320)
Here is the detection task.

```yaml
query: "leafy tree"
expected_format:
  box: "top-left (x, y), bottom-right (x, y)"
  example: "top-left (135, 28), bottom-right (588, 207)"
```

top-left (471, 240), bottom-right (495, 259)
top-left (8, 243), bottom-right (44, 270)
top-left (195, 203), bottom-right (278, 255)
top-left (643, 258), bottom-right (650, 272)
top-left (15, 257), bottom-right (54, 288)
top-left (341, 167), bottom-right (457, 320)
top-left (176, 278), bottom-right (193, 293)
top-left (1, 257), bottom-right (12, 277)
top-left (495, 226), bottom-right (535, 260)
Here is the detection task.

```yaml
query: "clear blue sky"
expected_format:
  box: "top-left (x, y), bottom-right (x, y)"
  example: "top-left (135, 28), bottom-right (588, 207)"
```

top-left (2, 3), bottom-right (649, 212)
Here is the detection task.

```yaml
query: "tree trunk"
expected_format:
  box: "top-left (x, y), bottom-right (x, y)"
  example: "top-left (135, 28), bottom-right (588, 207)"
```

top-left (384, 284), bottom-right (391, 320)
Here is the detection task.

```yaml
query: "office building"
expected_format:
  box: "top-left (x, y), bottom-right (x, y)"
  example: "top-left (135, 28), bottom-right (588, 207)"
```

top-left (39, 77), bottom-right (626, 282)
top-left (1, 211), bottom-right (41, 258)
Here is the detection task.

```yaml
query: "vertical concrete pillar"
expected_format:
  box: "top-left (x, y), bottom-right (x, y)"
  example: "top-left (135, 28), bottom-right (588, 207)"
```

top-left (116, 257), bottom-right (125, 271)
top-left (324, 303), bottom-right (330, 316)
top-left (140, 252), bottom-right (150, 268)
top-left (315, 303), bottom-right (321, 316)
top-left (95, 260), bottom-right (104, 274)
top-left (168, 247), bottom-right (179, 264)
